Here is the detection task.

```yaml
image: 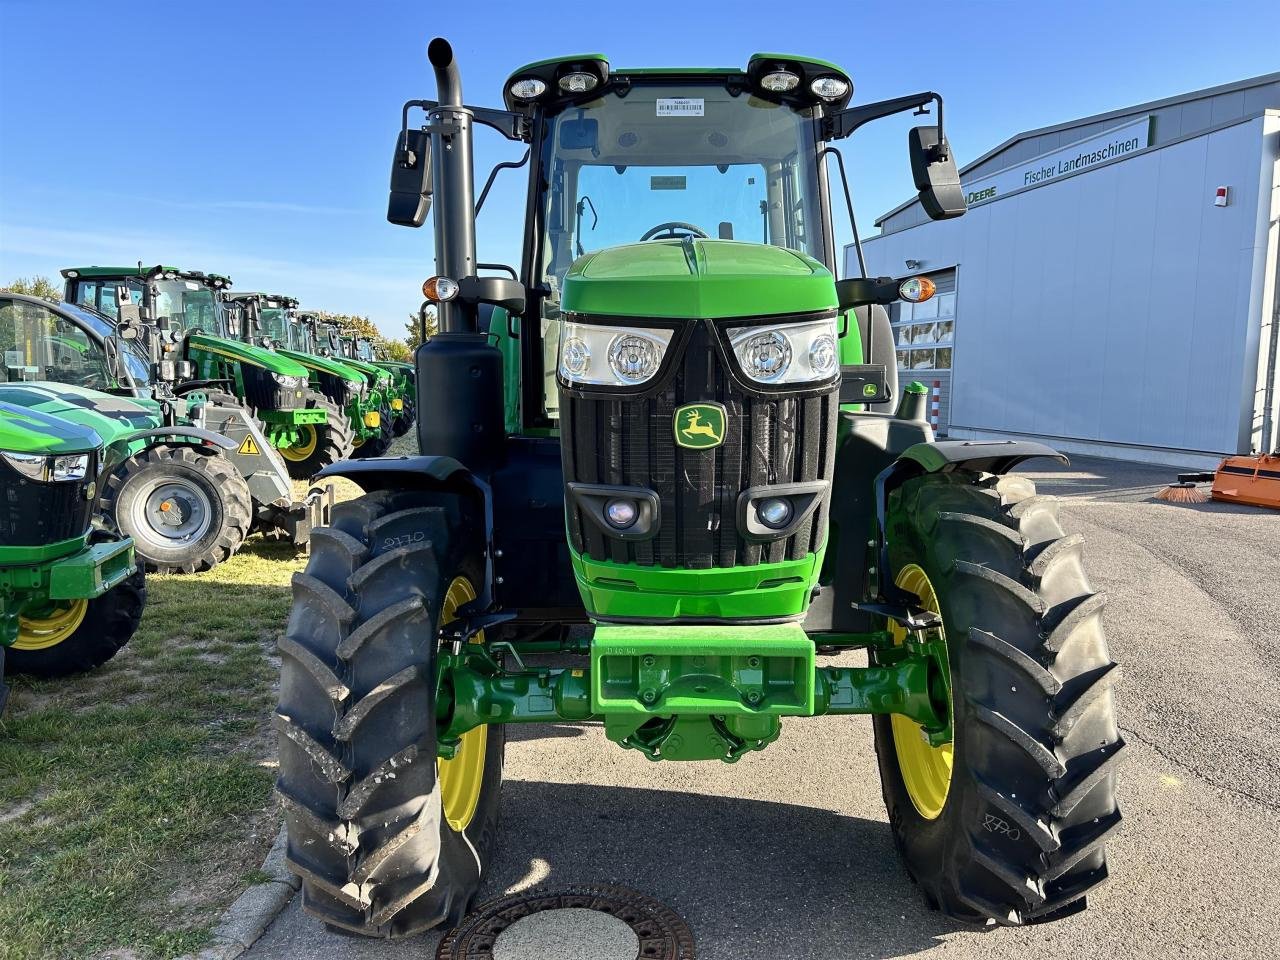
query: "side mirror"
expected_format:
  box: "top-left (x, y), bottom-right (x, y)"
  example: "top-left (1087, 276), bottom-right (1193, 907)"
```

top-left (113, 284), bottom-right (131, 308)
top-left (909, 126), bottom-right (966, 221)
top-left (388, 128), bottom-right (433, 227)
top-left (225, 305), bottom-right (243, 338)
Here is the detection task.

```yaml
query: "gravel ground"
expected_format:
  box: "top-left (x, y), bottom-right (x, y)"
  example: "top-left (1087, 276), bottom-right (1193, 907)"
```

top-left (246, 455), bottom-right (1280, 960)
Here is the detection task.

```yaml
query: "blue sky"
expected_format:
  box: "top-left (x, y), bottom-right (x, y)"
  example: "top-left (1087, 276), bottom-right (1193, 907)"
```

top-left (2, 0), bottom-right (1277, 338)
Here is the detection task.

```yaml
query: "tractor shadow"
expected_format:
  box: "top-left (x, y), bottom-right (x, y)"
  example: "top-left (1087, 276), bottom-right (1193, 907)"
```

top-left (482, 780), bottom-right (971, 960)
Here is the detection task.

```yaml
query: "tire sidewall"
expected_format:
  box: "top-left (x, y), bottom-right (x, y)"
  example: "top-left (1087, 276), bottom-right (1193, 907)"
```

top-left (109, 449), bottom-right (231, 569)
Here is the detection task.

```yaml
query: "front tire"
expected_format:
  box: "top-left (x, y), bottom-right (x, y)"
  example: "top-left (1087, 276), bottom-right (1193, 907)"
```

top-left (101, 446), bottom-right (251, 574)
top-left (7, 562), bottom-right (146, 678)
top-left (874, 472), bottom-right (1122, 925)
top-left (277, 393), bottom-right (355, 480)
top-left (276, 489), bottom-right (504, 937)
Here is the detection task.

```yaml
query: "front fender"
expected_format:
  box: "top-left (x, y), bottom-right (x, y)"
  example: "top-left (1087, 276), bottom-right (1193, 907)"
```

top-left (894, 439), bottom-right (1068, 478)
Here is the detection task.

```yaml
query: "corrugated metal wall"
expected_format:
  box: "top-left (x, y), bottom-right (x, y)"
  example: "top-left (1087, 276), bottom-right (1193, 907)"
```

top-left (859, 115), bottom-right (1276, 458)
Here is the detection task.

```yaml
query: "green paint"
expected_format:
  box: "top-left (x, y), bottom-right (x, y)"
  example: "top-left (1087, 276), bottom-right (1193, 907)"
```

top-left (673, 402), bottom-right (726, 449)
top-left (46, 536), bottom-right (135, 601)
top-left (561, 239), bottom-right (838, 320)
top-left (570, 550), bottom-right (823, 620)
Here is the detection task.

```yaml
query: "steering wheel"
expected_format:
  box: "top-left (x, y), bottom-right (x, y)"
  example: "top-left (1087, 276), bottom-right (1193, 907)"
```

top-left (640, 221), bottom-right (709, 242)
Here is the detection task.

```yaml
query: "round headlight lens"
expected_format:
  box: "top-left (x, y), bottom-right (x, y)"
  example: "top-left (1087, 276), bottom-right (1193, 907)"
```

top-left (604, 498), bottom-right (638, 529)
top-left (558, 72), bottom-right (599, 94)
top-left (757, 497), bottom-right (793, 529)
top-left (608, 333), bottom-right (662, 383)
top-left (809, 334), bottom-right (837, 377)
top-left (561, 337), bottom-right (591, 377)
top-left (760, 70), bottom-right (800, 93)
top-left (810, 76), bottom-right (851, 101)
top-left (509, 78), bottom-right (547, 100)
top-left (740, 330), bottom-right (792, 382)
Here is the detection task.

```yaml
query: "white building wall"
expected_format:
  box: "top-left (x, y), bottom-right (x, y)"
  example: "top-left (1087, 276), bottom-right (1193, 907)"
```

top-left (857, 115), bottom-right (1278, 463)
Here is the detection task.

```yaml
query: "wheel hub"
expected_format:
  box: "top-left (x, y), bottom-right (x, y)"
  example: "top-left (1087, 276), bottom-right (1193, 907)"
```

top-left (136, 479), bottom-right (211, 545)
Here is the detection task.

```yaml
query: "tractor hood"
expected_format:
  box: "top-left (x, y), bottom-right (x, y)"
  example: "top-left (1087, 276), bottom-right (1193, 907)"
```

top-left (560, 239), bottom-right (838, 320)
top-left (274, 348), bottom-right (366, 387)
top-left (188, 333), bottom-right (311, 377)
top-left (0, 401), bottom-right (103, 456)
top-left (338, 356), bottom-right (393, 388)
top-left (0, 383), bottom-right (162, 449)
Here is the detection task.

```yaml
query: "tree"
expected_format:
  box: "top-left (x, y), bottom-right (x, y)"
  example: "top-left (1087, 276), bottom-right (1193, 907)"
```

top-left (312, 311), bottom-right (380, 341)
top-left (380, 339), bottom-right (412, 362)
top-left (404, 305), bottom-right (437, 350)
top-left (2, 276), bottom-right (62, 301)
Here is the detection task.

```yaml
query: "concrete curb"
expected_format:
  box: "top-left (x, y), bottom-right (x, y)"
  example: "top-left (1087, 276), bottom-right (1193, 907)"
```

top-left (176, 822), bottom-right (298, 960)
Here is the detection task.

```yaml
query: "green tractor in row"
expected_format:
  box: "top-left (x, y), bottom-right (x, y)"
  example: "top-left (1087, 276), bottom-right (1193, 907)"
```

top-left (275, 40), bottom-right (1121, 936)
top-left (1, 292), bottom-right (325, 571)
top-left (341, 334), bottom-right (416, 439)
top-left (0, 401), bottom-right (145, 684)
top-left (62, 266), bottom-right (352, 478)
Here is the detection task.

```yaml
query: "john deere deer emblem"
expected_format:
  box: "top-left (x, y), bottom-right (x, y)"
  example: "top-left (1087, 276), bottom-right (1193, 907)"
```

top-left (674, 402), bottom-right (727, 450)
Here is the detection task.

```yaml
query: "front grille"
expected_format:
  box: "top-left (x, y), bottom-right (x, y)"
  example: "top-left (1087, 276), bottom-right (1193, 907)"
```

top-left (313, 371), bottom-right (351, 408)
top-left (240, 366), bottom-right (302, 411)
top-left (560, 321), bottom-right (839, 569)
top-left (0, 457), bottom-right (95, 546)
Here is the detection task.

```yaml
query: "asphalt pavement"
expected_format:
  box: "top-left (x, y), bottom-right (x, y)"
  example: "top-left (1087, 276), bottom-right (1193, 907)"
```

top-left (245, 455), bottom-right (1280, 960)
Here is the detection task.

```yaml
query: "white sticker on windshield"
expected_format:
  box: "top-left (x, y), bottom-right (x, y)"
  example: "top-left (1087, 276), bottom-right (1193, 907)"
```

top-left (656, 98), bottom-right (704, 117)
top-left (185, 281), bottom-right (200, 290)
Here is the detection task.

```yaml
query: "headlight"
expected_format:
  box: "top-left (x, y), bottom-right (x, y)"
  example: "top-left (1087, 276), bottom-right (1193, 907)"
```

top-left (272, 372), bottom-right (307, 389)
top-left (2, 450), bottom-right (91, 482)
top-left (729, 316), bottom-right (839, 385)
top-left (558, 321), bottom-right (674, 387)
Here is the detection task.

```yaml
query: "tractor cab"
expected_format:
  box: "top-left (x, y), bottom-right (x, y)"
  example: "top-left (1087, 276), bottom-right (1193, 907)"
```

top-left (0, 293), bottom-right (151, 392)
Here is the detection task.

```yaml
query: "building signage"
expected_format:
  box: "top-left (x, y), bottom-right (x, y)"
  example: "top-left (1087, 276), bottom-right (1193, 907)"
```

top-left (962, 116), bottom-right (1153, 207)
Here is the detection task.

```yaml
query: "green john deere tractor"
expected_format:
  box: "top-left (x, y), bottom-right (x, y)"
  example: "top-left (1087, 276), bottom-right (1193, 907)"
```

top-left (340, 334), bottom-right (415, 439)
top-left (0, 402), bottom-right (145, 681)
top-left (275, 39), bottom-right (1121, 936)
top-left (310, 323), bottom-right (398, 456)
top-left (227, 292), bottom-right (374, 455)
top-left (62, 266), bottom-right (351, 478)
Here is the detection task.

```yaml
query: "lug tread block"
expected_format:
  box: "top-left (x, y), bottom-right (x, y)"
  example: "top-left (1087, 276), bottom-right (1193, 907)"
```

top-left (966, 628), bottom-right (1061, 697)
top-left (952, 561), bottom-right (1047, 617)
top-left (287, 574), bottom-right (357, 658)
top-left (337, 744), bottom-right (423, 820)
top-left (274, 713), bottom-right (352, 784)
top-left (278, 636), bottom-right (350, 702)
top-left (336, 597), bottom-right (430, 661)
top-left (347, 542), bottom-right (442, 620)
top-left (306, 528), bottom-right (371, 591)
top-left (1043, 593), bottom-right (1108, 655)
top-left (286, 854), bottom-right (371, 911)
top-left (1029, 865), bottom-right (1107, 921)
top-left (973, 776), bottom-right (1060, 853)
top-left (967, 838), bottom-right (1046, 909)
top-left (971, 706), bottom-right (1066, 778)
top-left (333, 665), bottom-right (422, 741)
top-left (990, 474), bottom-right (1037, 505)
top-left (351, 808), bottom-right (432, 884)
top-left (1043, 809), bottom-right (1123, 882)
top-left (953, 886), bottom-right (1020, 926)
top-left (1051, 661), bottom-right (1121, 738)
top-left (1027, 533), bottom-right (1085, 581)
top-left (937, 511), bottom-right (1025, 550)
top-left (1049, 739), bottom-right (1128, 818)
top-left (278, 784), bottom-right (360, 854)
top-left (330, 492), bottom-right (399, 541)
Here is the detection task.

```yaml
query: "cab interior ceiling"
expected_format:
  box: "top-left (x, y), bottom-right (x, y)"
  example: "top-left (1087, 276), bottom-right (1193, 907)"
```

top-left (555, 89), bottom-right (811, 168)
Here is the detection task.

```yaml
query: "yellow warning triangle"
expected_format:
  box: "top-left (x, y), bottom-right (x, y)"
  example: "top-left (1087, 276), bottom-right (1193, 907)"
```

top-left (237, 435), bottom-right (261, 456)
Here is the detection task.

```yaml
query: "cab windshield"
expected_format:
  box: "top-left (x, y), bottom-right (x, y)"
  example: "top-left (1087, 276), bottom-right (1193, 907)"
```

top-left (354, 340), bottom-right (375, 362)
top-left (259, 307), bottom-right (308, 351)
top-left (534, 80), bottom-right (826, 419)
top-left (153, 279), bottom-right (223, 336)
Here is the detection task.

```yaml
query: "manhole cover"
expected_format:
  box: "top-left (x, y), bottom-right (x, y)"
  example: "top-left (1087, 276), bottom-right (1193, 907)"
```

top-left (436, 884), bottom-right (696, 960)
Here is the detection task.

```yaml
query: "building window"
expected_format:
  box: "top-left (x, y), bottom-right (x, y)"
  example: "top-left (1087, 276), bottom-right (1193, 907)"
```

top-left (893, 283), bottom-right (955, 371)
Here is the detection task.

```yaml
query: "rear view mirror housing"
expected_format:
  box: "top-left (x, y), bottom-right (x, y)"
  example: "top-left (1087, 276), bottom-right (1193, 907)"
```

top-left (909, 126), bottom-right (966, 221)
top-left (836, 276), bottom-right (902, 310)
top-left (559, 118), bottom-right (599, 152)
top-left (388, 127), bottom-right (433, 227)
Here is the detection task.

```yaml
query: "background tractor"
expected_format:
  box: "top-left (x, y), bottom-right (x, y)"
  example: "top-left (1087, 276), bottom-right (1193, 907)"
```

top-left (337, 333), bottom-right (414, 440)
top-left (308, 320), bottom-right (399, 455)
top-left (0, 402), bottom-right (145, 680)
top-left (275, 39), bottom-right (1121, 937)
top-left (1, 291), bottom-right (325, 564)
top-left (62, 266), bottom-right (350, 478)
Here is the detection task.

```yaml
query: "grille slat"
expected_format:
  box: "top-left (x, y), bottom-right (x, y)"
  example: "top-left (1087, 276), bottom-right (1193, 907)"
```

top-left (563, 321), bottom-right (838, 569)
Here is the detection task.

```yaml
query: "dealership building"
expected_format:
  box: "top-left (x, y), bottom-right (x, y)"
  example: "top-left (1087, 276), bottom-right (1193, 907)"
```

top-left (854, 72), bottom-right (1280, 466)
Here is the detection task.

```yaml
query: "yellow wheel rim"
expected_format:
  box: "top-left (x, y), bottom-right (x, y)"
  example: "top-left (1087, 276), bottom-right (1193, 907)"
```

top-left (279, 425), bottom-right (319, 462)
top-left (351, 433), bottom-right (365, 449)
top-left (438, 575), bottom-right (487, 833)
top-left (15, 599), bottom-right (89, 651)
top-left (889, 564), bottom-right (954, 820)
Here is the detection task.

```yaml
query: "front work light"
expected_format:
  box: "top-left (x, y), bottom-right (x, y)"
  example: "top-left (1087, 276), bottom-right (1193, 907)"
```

top-left (810, 76), bottom-right (850, 101)
top-left (899, 277), bottom-right (937, 303)
top-left (729, 316), bottom-right (839, 386)
top-left (558, 321), bottom-right (674, 387)
top-left (757, 497), bottom-right (793, 529)
top-left (760, 70), bottom-right (800, 93)
top-left (423, 276), bottom-right (460, 302)
top-left (604, 498), bottom-right (638, 529)
top-left (558, 72), bottom-right (598, 94)
top-left (509, 77), bottom-right (547, 100)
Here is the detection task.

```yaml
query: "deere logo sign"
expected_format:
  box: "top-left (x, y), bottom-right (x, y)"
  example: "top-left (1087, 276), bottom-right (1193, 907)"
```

top-left (674, 402), bottom-right (726, 449)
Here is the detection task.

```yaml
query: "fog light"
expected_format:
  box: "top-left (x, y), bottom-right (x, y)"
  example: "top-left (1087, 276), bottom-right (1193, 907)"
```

top-left (757, 497), bottom-right (793, 529)
top-left (604, 498), bottom-right (638, 529)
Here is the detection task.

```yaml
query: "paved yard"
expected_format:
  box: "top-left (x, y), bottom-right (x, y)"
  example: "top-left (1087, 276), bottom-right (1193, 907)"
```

top-left (247, 456), bottom-right (1280, 960)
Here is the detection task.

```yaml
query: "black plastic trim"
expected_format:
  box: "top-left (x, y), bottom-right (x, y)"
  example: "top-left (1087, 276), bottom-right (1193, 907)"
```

top-left (737, 480), bottom-right (829, 542)
top-left (566, 482), bottom-right (660, 542)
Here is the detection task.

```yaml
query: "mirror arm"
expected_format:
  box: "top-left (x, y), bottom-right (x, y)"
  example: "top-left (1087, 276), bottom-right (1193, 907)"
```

top-left (821, 91), bottom-right (943, 143)
top-left (476, 149), bottom-right (530, 213)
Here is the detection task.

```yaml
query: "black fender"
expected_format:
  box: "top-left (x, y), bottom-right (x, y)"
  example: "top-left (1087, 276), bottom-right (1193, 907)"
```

top-left (315, 455), bottom-right (498, 606)
top-left (868, 439), bottom-right (1067, 618)
top-left (131, 426), bottom-right (237, 451)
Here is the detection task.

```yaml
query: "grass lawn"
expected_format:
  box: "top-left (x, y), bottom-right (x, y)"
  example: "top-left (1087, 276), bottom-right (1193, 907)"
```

top-left (0, 459), bottom-right (391, 959)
